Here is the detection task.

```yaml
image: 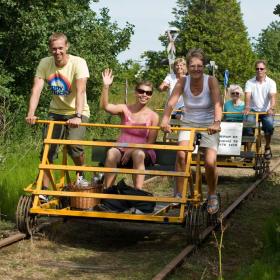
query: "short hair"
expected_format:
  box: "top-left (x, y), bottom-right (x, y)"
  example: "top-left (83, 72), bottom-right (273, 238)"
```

top-left (173, 57), bottom-right (187, 74)
top-left (135, 81), bottom-right (153, 92)
top-left (186, 48), bottom-right (206, 65)
top-left (255, 59), bottom-right (267, 68)
top-left (48, 32), bottom-right (68, 46)
top-left (228, 84), bottom-right (244, 96)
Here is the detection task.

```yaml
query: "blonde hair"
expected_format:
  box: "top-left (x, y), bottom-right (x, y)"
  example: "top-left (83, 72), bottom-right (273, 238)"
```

top-left (48, 32), bottom-right (68, 46)
top-left (228, 84), bottom-right (244, 96)
top-left (173, 57), bottom-right (187, 74)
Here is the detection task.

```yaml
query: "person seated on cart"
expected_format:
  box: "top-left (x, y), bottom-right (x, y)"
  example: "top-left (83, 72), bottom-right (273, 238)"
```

top-left (25, 32), bottom-right (90, 201)
top-left (244, 59), bottom-right (277, 160)
top-left (224, 84), bottom-right (245, 122)
top-left (160, 48), bottom-right (222, 215)
top-left (223, 84), bottom-right (251, 152)
top-left (100, 68), bottom-right (159, 190)
top-left (159, 57), bottom-right (187, 120)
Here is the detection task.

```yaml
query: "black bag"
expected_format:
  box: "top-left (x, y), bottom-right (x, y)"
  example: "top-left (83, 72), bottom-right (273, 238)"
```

top-left (101, 179), bottom-right (155, 213)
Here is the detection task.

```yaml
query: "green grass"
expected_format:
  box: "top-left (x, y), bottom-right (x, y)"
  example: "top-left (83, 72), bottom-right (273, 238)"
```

top-left (234, 210), bottom-right (280, 280)
top-left (0, 141), bottom-right (41, 221)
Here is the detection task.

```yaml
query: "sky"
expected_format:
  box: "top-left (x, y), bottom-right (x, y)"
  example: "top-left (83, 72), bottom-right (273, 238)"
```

top-left (91, 0), bottom-right (279, 63)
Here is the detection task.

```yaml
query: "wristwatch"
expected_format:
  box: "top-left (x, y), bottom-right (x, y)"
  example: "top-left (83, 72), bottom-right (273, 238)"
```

top-left (74, 113), bottom-right (82, 119)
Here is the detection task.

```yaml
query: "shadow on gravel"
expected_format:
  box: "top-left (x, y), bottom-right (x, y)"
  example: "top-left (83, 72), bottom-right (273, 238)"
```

top-left (40, 218), bottom-right (185, 251)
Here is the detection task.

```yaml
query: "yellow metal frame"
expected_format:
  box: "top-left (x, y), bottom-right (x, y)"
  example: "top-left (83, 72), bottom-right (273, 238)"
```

top-left (25, 120), bottom-right (208, 225)
top-left (189, 112), bottom-right (267, 169)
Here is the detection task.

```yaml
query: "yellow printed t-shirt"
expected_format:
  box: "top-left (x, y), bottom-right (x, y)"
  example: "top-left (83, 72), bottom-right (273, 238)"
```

top-left (36, 54), bottom-right (90, 117)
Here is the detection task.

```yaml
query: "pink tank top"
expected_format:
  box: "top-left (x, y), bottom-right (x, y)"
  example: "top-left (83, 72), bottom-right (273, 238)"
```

top-left (117, 105), bottom-right (156, 164)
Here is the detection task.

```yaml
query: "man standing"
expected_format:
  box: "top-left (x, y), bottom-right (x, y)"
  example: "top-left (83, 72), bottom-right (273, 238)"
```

top-left (26, 32), bottom-right (90, 197)
top-left (244, 60), bottom-right (277, 160)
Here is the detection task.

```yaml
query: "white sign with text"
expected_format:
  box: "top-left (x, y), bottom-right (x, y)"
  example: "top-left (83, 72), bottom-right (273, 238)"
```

top-left (217, 122), bottom-right (243, 155)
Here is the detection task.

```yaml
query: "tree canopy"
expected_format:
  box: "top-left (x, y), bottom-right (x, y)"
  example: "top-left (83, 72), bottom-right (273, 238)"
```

top-left (0, 0), bottom-right (134, 109)
top-left (254, 21), bottom-right (280, 73)
top-left (169, 0), bottom-right (255, 85)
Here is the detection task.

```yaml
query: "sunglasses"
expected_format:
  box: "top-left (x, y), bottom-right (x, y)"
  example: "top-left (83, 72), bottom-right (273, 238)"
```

top-left (136, 88), bottom-right (153, 96)
top-left (256, 68), bottom-right (265, 71)
top-left (231, 92), bottom-right (240, 96)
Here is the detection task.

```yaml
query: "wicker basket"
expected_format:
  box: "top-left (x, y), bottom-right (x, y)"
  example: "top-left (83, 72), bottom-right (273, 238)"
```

top-left (70, 183), bottom-right (103, 210)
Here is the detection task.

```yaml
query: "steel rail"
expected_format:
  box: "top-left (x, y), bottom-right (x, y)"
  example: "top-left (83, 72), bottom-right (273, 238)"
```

top-left (0, 219), bottom-right (61, 250)
top-left (152, 158), bottom-right (280, 280)
top-left (0, 233), bottom-right (26, 249)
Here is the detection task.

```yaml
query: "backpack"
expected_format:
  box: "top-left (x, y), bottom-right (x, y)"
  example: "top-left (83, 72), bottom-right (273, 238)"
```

top-left (101, 179), bottom-right (155, 213)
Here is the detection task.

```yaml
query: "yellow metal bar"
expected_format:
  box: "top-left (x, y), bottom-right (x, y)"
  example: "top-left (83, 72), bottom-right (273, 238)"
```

top-left (25, 183), bottom-right (34, 191)
top-left (40, 199), bottom-right (60, 209)
top-left (33, 121), bottom-right (55, 207)
top-left (39, 164), bottom-right (189, 177)
top-left (44, 139), bottom-right (194, 151)
top-left (222, 111), bottom-right (267, 115)
top-left (30, 208), bottom-right (184, 223)
top-left (58, 146), bottom-right (68, 189)
top-left (36, 120), bottom-right (208, 133)
top-left (31, 190), bottom-right (197, 203)
top-left (195, 151), bottom-right (202, 202)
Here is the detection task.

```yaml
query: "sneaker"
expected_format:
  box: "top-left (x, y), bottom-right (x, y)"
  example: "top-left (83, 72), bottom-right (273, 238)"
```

top-left (264, 148), bottom-right (272, 160)
top-left (39, 186), bottom-right (49, 203)
top-left (76, 176), bottom-right (89, 188)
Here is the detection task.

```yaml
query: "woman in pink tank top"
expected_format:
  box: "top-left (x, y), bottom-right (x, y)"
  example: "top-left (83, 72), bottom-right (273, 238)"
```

top-left (100, 69), bottom-right (159, 189)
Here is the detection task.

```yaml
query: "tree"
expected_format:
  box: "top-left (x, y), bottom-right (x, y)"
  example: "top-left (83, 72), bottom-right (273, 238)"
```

top-left (0, 0), bottom-right (134, 110)
top-left (274, 4), bottom-right (280, 16)
top-left (254, 21), bottom-right (280, 73)
top-left (141, 51), bottom-right (169, 88)
top-left (168, 0), bottom-right (255, 85)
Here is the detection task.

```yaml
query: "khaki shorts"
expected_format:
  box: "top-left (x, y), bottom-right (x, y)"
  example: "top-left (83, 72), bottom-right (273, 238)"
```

top-left (41, 113), bottom-right (89, 163)
top-left (178, 121), bottom-right (220, 151)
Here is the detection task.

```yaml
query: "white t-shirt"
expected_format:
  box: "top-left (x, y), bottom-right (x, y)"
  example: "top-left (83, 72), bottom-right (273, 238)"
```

top-left (245, 76), bottom-right (277, 112)
top-left (163, 73), bottom-right (184, 110)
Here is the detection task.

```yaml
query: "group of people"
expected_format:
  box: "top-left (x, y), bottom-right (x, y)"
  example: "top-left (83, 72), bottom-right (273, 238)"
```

top-left (26, 32), bottom-right (277, 215)
top-left (224, 60), bottom-right (276, 158)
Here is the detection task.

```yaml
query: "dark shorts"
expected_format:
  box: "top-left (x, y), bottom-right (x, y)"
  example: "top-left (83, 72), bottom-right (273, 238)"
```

top-left (41, 113), bottom-right (89, 163)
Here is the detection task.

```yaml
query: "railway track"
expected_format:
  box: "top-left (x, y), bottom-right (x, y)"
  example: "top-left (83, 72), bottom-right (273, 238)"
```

top-left (1, 159), bottom-right (279, 279)
top-left (0, 220), bottom-right (61, 249)
top-left (152, 158), bottom-right (280, 280)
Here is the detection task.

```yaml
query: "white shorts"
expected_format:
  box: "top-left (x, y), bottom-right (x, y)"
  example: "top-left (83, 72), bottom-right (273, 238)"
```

top-left (178, 121), bottom-right (220, 151)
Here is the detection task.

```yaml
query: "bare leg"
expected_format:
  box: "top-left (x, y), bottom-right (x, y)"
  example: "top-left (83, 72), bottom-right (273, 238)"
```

top-left (204, 148), bottom-right (218, 195)
top-left (131, 149), bottom-right (146, 189)
top-left (104, 148), bottom-right (122, 188)
top-left (43, 152), bottom-right (86, 187)
top-left (265, 135), bottom-right (272, 149)
top-left (175, 140), bottom-right (189, 195)
top-left (72, 152), bottom-right (85, 166)
top-left (43, 171), bottom-right (51, 188)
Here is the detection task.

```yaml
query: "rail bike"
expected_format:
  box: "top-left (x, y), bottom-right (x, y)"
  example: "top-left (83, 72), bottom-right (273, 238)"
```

top-left (163, 111), bottom-right (271, 178)
top-left (214, 112), bottom-right (270, 178)
top-left (16, 120), bottom-right (219, 243)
